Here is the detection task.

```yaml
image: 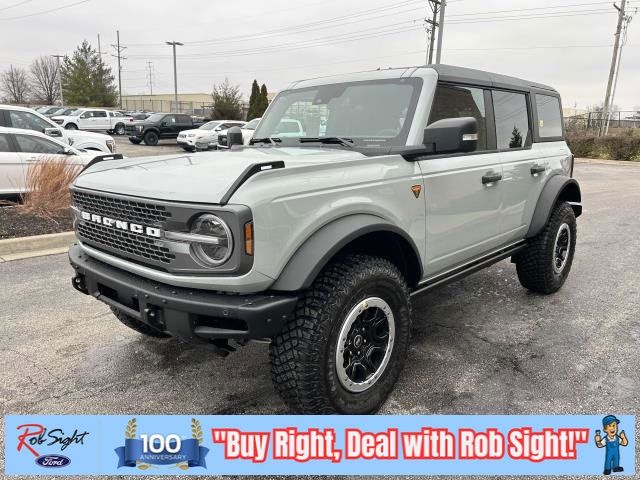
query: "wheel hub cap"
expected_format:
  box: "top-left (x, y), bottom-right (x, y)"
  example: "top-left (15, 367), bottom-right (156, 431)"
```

top-left (335, 297), bottom-right (395, 393)
top-left (553, 223), bottom-right (571, 274)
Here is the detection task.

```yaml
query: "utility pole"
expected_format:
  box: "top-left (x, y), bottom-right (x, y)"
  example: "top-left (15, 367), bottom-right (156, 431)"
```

top-left (600, 0), bottom-right (626, 136)
top-left (166, 41), bottom-right (183, 112)
top-left (604, 7), bottom-right (635, 135)
top-left (52, 54), bottom-right (64, 107)
top-left (97, 33), bottom-right (102, 57)
top-left (425, 1), bottom-right (441, 63)
top-left (435, 0), bottom-right (446, 64)
top-left (111, 30), bottom-right (127, 109)
top-left (146, 61), bottom-right (154, 96)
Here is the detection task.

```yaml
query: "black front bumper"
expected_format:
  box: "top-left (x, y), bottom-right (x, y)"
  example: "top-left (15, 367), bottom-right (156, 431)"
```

top-left (69, 244), bottom-right (298, 343)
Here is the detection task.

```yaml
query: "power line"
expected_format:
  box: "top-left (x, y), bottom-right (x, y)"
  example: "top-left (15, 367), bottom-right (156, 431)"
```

top-left (0, 0), bottom-right (91, 21)
top-left (0, 0), bottom-right (34, 12)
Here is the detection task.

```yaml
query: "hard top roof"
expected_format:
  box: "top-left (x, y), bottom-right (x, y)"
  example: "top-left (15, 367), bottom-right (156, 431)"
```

top-left (287, 64), bottom-right (558, 95)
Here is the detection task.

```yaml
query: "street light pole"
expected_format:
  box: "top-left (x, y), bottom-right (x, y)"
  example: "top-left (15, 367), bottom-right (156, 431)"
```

top-left (166, 41), bottom-right (183, 112)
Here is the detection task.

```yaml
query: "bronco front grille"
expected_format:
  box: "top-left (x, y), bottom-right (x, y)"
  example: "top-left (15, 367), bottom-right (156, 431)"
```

top-left (77, 221), bottom-right (175, 264)
top-left (71, 190), bottom-right (172, 224)
top-left (72, 190), bottom-right (175, 265)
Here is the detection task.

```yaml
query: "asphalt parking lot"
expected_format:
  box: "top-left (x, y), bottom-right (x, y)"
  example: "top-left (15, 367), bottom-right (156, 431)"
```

top-left (113, 135), bottom-right (185, 157)
top-left (0, 160), bottom-right (638, 479)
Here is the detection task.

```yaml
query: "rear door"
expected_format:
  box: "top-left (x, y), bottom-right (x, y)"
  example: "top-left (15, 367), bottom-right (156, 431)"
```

top-left (0, 133), bottom-right (24, 195)
top-left (496, 90), bottom-right (562, 241)
top-left (15, 133), bottom-right (67, 168)
top-left (417, 83), bottom-right (506, 276)
top-left (91, 110), bottom-right (109, 130)
top-left (159, 115), bottom-right (175, 138)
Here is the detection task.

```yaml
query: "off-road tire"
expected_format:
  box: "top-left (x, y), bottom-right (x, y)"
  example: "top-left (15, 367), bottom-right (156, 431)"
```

top-left (144, 131), bottom-right (159, 146)
top-left (269, 254), bottom-right (411, 414)
top-left (515, 201), bottom-right (576, 294)
top-left (111, 307), bottom-right (171, 338)
top-left (129, 138), bottom-right (142, 145)
top-left (114, 123), bottom-right (126, 135)
top-left (65, 123), bottom-right (77, 130)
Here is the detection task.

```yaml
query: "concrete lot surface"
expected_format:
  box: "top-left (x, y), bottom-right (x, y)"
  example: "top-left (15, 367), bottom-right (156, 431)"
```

top-left (0, 161), bottom-right (638, 479)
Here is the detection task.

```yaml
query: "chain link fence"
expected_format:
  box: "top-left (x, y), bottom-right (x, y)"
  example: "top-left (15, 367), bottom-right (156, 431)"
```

top-left (564, 111), bottom-right (640, 135)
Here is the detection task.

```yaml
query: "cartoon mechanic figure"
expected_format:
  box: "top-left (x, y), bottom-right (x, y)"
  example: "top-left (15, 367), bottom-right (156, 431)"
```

top-left (595, 415), bottom-right (628, 475)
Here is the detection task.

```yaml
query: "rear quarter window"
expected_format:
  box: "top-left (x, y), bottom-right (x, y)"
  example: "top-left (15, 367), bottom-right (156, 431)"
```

top-left (535, 94), bottom-right (563, 139)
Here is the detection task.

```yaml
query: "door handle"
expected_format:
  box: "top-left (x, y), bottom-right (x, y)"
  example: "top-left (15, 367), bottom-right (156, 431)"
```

top-left (26, 157), bottom-right (38, 162)
top-left (482, 172), bottom-right (502, 185)
top-left (530, 164), bottom-right (546, 175)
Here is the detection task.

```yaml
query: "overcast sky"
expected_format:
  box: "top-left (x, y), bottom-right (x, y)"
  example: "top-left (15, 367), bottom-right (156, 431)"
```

top-left (1, 0), bottom-right (638, 110)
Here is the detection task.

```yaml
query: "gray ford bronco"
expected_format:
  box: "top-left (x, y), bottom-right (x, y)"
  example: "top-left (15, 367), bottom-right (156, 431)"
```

top-left (69, 65), bottom-right (581, 414)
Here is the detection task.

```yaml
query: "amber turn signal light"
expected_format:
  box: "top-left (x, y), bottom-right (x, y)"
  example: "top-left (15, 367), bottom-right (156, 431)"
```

top-left (244, 222), bottom-right (254, 255)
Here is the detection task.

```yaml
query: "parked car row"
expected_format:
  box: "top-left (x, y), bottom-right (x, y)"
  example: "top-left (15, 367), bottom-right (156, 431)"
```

top-left (0, 127), bottom-right (112, 196)
top-left (0, 105), bottom-right (116, 153)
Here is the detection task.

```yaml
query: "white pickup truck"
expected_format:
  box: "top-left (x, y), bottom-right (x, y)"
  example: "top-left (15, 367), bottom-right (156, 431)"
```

top-left (52, 108), bottom-right (133, 135)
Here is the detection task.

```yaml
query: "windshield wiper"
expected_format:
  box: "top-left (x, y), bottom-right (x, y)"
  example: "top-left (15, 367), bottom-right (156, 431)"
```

top-left (299, 137), bottom-right (354, 148)
top-left (250, 137), bottom-right (282, 145)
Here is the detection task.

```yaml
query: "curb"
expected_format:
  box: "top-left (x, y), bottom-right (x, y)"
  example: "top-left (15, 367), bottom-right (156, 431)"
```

top-left (576, 157), bottom-right (640, 166)
top-left (0, 231), bottom-right (75, 263)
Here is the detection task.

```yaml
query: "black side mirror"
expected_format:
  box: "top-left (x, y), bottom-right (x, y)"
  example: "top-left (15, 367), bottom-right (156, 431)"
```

top-left (227, 126), bottom-right (243, 148)
top-left (423, 117), bottom-right (478, 154)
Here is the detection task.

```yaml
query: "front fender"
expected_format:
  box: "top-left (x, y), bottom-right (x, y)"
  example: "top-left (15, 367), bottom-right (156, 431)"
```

top-left (271, 214), bottom-right (420, 291)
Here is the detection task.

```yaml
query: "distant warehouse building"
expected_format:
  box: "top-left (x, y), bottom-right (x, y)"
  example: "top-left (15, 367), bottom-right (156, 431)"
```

top-left (121, 91), bottom-right (277, 119)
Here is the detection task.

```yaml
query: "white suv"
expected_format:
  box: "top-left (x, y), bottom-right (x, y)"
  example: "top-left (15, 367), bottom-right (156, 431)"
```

top-left (177, 120), bottom-right (245, 151)
top-left (0, 105), bottom-right (116, 153)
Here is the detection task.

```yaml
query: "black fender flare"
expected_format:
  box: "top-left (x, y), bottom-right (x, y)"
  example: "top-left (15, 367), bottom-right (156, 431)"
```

top-left (526, 175), bottom-right (582, 238)
top-left (271, 214), bottom-right (422, 291)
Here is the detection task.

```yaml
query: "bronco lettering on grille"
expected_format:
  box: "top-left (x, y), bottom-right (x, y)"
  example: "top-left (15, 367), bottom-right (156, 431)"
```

top-left (81, 211), bottom-right (162, 238)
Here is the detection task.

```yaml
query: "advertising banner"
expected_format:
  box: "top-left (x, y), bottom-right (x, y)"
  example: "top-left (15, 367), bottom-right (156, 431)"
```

top-left (5, 414), bottom-right (635, 476)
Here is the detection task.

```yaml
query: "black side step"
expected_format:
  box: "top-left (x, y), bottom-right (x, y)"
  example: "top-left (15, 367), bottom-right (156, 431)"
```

top-left (411, 241), bottom-right (526, 297)
top-left (80, 153), bottom-right (124, 174)
top-left (219, 161), bottom-right (285, 205)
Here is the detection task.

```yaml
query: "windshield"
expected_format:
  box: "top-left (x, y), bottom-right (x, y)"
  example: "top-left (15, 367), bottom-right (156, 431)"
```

top-left (146, 113), bottom-right (167, 122)
top-left (62, 109), bottom-right (78, 115)
top-left (244, 118), bottom-right (261, 130)
top-left (199, 121), bottom-right (221, 130)
top-left (252, 78), bottom-right (421, 147)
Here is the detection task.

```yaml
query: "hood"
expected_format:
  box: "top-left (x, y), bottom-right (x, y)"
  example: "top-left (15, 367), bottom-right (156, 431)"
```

top-left (179, 128), bottom-right (208, 136)
top-left (52, 115), bottom-right (77, 121)
top-left (74, 147), bottom-right (367, 204)
top-left (66, 130), bottom-right (112, 140)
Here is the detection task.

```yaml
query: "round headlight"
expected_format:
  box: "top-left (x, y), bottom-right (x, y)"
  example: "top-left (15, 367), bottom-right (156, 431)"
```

top-left (190, 214), bottom-right (233, 266)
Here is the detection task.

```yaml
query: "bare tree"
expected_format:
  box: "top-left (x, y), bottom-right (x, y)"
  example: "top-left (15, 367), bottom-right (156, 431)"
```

top-left (1, 65), bottom-right (30, 104)
top-left (30, 56), bottom-right (60, 105)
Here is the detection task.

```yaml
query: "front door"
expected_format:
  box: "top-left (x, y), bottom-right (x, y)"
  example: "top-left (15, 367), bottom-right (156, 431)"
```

top-left (417, 83), bottom-right (505, 277)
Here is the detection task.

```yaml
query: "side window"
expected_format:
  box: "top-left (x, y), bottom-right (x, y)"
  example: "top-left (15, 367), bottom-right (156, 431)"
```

top-left (80, 111), bottom-right (92, 119)
top-left (535, 94), bottom-right (563, 139)
top-left (93, 111), bottom-right (107, 118)
top-left (163, 115), bottom-right (176, 124)
top-left (428, 84), bottom-right (487, 151)
top-left (177, 115), bottom-right (191, 123)
top-left (0, 133), bottom-right (13, 152)
top-left (9, 111), bottom-right (52, 132)
top-left (15, 134), bottom-right (62, 154)
top-left (493, 91), bottom-right (530, 149)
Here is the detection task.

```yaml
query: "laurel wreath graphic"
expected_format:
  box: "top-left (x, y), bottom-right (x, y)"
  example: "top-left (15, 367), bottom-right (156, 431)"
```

top-left (172, 418), bottom-right (203, 470)
top-left (125, 418), bottom-right (136, 439)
